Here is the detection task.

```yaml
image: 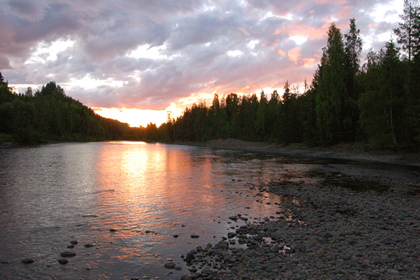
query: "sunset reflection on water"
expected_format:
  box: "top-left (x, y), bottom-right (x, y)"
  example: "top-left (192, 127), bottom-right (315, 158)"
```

top-left (0, 142), bottom-right (289, 279)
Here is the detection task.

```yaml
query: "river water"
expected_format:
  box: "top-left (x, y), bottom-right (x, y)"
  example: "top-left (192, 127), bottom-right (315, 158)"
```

top-left (0, 142), bottom-right (417, 279)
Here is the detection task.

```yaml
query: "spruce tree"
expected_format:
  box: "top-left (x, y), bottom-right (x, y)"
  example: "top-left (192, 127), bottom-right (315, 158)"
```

top-left (315, 23), bottom-right (347, 144)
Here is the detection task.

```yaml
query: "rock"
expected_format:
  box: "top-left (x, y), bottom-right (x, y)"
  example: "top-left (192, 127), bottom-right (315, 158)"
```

top-left (21, 258), bottom-right (35, 264)
top-left (109, 229), bottom-right (118, 232)
top-left (270, 246), bottom-right (280, 253)
top-left (201, 266), bottom-right (213, 275)
top-left (84, 243), bottom-right (96, 248)
top-left (67, 245), bottom-right (74, 249)
top-left (58, 258), bottom-right (68, 264)
top-left (191, 234), bottom-right (199, 239)
top-left (229, 216), bottom-right (238, 221)
top-left (323, 232), bottom-right (333, 238)
top-left (227, 232), bottom-right (237, 239)
top-left (173, 234), bottom-right (179, 238)
top-left (185, 252), bottom-right (195, 262)
top-left (70, 240), bottom-right (78, 245)
top-left (60, 251), bottom-right (77, 257)
top-left (164, 262), bottom-right (176, 269)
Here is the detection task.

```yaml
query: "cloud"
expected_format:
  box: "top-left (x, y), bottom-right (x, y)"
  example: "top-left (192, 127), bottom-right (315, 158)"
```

top-left (0, 0), bottom-right (405, 112)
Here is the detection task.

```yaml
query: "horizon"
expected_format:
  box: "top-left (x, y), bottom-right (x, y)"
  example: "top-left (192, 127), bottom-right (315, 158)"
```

top-left (1, 0), bottom-right (404, 127)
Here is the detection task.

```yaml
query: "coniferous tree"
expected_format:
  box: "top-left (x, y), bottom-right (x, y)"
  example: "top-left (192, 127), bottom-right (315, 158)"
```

top-left (315, 23), bottom-right (348, 144)
top-left (344, 18), bottom-right (363, 141)
top-left (394, 0), bottom-right (420, 62)
top-left (359, 42), bottom-right (405, 148)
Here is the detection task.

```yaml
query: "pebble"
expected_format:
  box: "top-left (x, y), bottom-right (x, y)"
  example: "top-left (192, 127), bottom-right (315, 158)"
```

top-left (164, 262), bottom-right (176, 269)
top-left (58, 258), bottom-right (68, 265)
top-left (60, 251), bottom-right (76, 257)
top-left (21, 258), bottom-right (35, 264)
top-left (179, 180), bottom-right (420, 280)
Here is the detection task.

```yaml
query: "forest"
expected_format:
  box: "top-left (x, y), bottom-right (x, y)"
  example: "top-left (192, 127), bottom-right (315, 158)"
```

top-left (157, 3), bottom-right (420, 150)
top-left (0, 77), bottom-right (149, 144)
top-left (0, 1), bottom-right (419, 149)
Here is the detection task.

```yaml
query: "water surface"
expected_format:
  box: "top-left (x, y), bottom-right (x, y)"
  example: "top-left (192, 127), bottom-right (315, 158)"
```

top-left (0, 142), bottom-right (286, 279)
top-left (0, 142), bottom-right (417, 279)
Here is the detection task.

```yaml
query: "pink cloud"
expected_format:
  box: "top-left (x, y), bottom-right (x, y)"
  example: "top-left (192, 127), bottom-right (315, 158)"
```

top-left (288, 47), bottom-right (302, 63)
top-left (274, 22), bottom-right (331, 41)
top-left (278, 49), bottom-right (286, 56)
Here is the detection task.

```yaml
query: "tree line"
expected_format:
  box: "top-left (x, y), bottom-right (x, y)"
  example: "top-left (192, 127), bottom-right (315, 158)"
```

top-left (156, 1), bottom-right (420, 150)
top-left (0, 77), bottom-right (154, 144)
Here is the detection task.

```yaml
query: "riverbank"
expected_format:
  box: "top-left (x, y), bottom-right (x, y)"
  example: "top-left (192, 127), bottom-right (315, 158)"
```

top-left (177, 140), bottom-right (420, 279)
top-left (195, 139), bottom-right (420, 167)
top-left (180, 182), bottom-right (419, 280)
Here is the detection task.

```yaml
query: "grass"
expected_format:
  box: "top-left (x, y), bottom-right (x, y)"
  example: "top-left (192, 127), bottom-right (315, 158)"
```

top-left (0, 133), bottom-right (14, 143)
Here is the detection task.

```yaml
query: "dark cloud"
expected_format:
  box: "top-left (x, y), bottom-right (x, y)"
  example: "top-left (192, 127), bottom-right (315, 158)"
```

top-left (0, 0), bottom-right (404, 111)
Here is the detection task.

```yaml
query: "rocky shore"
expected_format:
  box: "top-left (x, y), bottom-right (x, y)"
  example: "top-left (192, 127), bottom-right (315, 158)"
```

top-left (179, 177), bottom-right (420, 279)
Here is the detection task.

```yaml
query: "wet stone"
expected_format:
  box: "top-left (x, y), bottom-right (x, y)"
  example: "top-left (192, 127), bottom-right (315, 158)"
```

top-left (58, 258), bottom-right (68, 265)
top-left (60, 251), bottom-right (76, 258)
top-left (21, 258), bottom-right (35, 264)
top-left (164, 262), bottom-right (176, 269)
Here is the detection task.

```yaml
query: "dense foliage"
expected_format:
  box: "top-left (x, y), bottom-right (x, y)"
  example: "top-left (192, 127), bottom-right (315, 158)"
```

top-left (157, 3), bottom-right (419, 150)
top-left (0, 78), bottom-right (148, 144)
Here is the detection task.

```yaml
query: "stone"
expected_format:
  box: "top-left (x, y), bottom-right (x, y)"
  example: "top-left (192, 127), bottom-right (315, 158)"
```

top-left (227, 232), bottom-right (237, 239)
top-left (58, 258), bottom-right (68, 265)
top-left (185, 252), bottom-right (195, 262)
top-left (60, 251), bottom-right (77, 257)
top-left (21, 258), bottom-right (35, 264)
top-left (109, 229), bottom-right (118, 232)
top-left (191, 234), bottom-right (199, 238)
top-left (323, 232), bottom-right (333, 238)
top-left (164, 262), bottom-right (176, 269)
top-left (84, 243), bottom-right (96, 248)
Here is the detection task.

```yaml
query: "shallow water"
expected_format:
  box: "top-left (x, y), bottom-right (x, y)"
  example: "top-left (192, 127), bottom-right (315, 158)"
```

top-left (0, 142), bottom-right (418, 279)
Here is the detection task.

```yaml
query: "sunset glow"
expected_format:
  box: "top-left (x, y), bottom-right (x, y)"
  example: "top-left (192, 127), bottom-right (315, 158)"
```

top-left (2, 0), bottom-right (404, 126)
top-left (93, 108), bottom-right (170, 127)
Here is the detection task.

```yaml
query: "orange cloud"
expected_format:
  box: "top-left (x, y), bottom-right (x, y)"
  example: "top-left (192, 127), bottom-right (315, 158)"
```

top-left (315, 0), bottom-right (347, 3)
top-left (278, 49), bottom-right (286, 56)
top-left (274, 23), bottom-right (330, 40)
top-left (303, 57), bottom-right (318, 67)
top-left (288, 47), bottom-right (301, 63)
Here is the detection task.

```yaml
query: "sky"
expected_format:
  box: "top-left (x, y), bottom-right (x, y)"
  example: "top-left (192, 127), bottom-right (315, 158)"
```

top-left (0, 0), bottom-right (404, 127)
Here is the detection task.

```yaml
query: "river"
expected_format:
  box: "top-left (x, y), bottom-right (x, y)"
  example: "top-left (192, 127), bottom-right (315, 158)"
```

top-left (0, 142), bottom-right (417, 279)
